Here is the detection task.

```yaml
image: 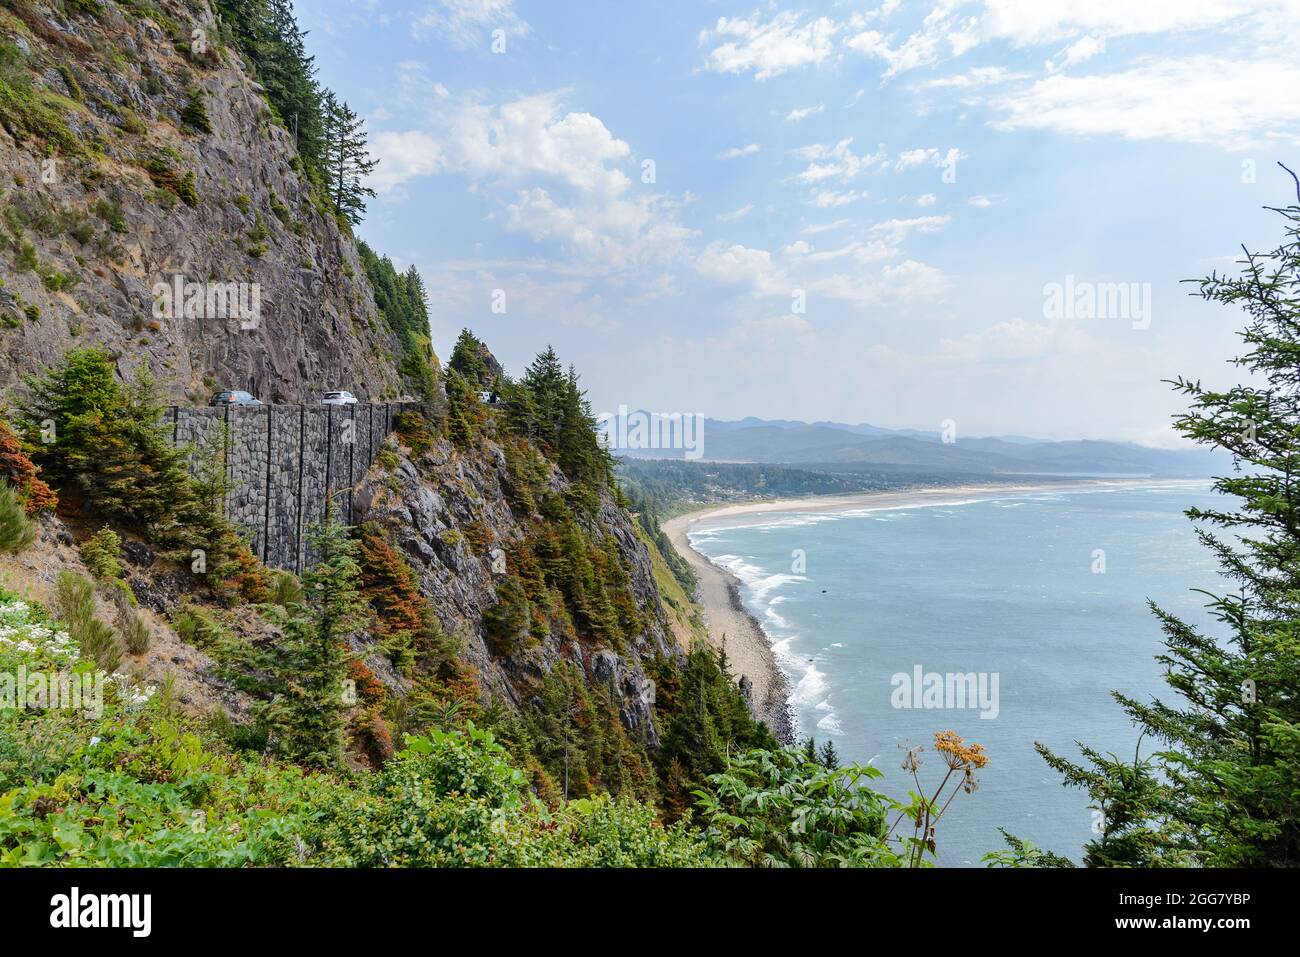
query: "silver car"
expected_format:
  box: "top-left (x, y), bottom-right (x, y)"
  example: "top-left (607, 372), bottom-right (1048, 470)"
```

top-left (322, 390), bottom-right (359, 406)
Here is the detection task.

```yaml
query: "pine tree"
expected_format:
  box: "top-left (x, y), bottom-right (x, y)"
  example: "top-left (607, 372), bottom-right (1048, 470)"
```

top-left (257, 502), bottom-right (364, 767)
top-left (449, 329), bottom-right (492, 388)
top-left (521, 346), bottom-right (566, 451)
top-left (323, 92), bottom-right (378, 226)
top-left (1038, 169), bottom-right (1300, 867)
top-left (820, 739), bottom-right (840, 770)
top-left (18, 350), bottom-right (193, 528)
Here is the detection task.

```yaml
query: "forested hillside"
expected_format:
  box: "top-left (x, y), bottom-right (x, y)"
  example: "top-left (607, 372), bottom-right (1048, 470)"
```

top-left (0, 0), bottom-right (994, 868)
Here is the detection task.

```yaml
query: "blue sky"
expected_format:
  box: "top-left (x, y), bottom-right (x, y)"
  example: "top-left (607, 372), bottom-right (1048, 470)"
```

top-left (295, 0), bottom-right (1300, 445)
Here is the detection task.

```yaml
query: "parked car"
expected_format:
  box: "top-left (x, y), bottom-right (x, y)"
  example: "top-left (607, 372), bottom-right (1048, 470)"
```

top-left (322, 390), bottom-right (359, 406)
top-left (209, 390), bottom-right (262, 406)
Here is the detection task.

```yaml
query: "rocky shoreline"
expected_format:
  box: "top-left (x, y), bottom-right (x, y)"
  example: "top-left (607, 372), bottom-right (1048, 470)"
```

top-left (662, 512), bottom-right (795, 744)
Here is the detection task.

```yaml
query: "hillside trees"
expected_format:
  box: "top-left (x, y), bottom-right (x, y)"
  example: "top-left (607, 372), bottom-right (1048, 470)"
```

top-left (216, 0), bottom-right (328, 181)
top-left (357, 242), bottom-right (444, 421)
top-left (1038, 172), bottom-right (1300, 866)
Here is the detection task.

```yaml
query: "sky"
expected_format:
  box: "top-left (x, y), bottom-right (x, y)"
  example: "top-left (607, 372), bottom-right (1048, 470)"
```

top-left (294, 0), bottom-right (1300, 446)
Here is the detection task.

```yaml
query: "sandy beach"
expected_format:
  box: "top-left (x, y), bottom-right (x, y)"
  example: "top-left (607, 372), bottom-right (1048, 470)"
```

top-left (663, 477), bottom-right (1201, 743)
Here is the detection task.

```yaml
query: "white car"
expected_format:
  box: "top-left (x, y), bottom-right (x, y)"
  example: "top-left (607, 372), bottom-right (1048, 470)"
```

top-left (322, 390), bottom-right (359, 406)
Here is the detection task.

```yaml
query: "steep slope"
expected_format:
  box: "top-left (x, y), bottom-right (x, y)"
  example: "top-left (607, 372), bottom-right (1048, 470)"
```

top-left (0, 0), bottom-right (403, 402)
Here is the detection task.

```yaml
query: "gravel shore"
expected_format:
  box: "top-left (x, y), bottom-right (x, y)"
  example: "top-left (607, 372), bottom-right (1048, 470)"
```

top-left (663, 512), bottom-right (795, 743)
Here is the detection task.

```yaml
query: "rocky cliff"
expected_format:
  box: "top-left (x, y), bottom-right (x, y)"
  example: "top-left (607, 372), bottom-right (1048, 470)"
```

top-left (0, 0), bottom-right (403, 403)
top-left (355, 434), bottom-right (681, 747)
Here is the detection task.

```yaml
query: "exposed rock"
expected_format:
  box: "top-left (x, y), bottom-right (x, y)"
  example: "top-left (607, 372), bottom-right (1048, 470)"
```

top-left (0, 0), bottom-right (403, 404)
top-left (122, 538), bottom-right (155, 568)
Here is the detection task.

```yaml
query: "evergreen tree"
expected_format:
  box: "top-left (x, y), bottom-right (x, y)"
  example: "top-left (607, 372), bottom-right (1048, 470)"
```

top-left (521, 346), bottom-right (566, 452)
top-left (323, 93), bottom-right (378, 226)
top-left (18, 350), bottom-right (193, 528)
top-left (217, 0), bottom-right (327, 179)
top-left (820, 739), bottom-right (840, 770)
top-left (1039, 170), bottom-right (1300, 867)
top-left (651, 645), bottom-right (777, 818)
top-left (448, 329), bottom-right (492, 389)
top-left (257, 502), bottom-right (364, 767)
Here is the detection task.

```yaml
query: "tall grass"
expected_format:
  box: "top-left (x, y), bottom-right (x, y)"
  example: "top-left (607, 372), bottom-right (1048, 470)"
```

top-left (54, 570), bottom-right (122, 671)
top-left (0, 482), bottom-right (35, 554)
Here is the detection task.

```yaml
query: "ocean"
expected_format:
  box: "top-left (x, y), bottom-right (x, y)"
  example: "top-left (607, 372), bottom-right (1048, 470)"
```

top-left (687, 481), bottom-right (1225, 866)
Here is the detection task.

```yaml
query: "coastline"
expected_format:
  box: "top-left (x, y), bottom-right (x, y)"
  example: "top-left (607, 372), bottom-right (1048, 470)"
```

top-left (663, 510), bottom-right (796, 743)
top-left (662, 477), bottom-right (1207, 743)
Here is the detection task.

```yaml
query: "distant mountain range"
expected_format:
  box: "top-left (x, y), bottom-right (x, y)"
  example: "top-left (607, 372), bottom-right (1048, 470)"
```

top-left (617, 417), bottom-right (1227, 477)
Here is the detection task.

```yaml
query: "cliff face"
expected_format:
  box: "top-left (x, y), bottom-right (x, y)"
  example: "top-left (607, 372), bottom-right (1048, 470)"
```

top-left (0, 0), bottom-right (402, 403)
top-left (355, 438), bottom-right (681, 746)
top-left (0, 1), bottom-right (698, 747)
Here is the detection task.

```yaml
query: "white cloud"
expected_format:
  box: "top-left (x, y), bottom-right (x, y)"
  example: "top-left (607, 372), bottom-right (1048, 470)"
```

top-left (699, 12), bottom-right (838, 80)
top-left (810, 189), bottom-right (868, 208)
top-left (717, 143), bottom-right (760, 160)
top-left (1046, 34), bottom-right (1106, 72)
top-left (801, 219), bottom-right (851, 235)
top-left (844, 26), bottom-right (948, 78)
top-left (372, 91), bottom-right (632, 194)
top-left (695, 242), bottom-right (785, 292)
top-left (785, 104), bottom-right (825, 123)
top-left (968, 194), bottom-right (993, 207)
top-left (413, 0), bottom-right (529, 48)
top-left (842, 0), bottom-right (1281, 81)
top-left (895, 146), bottom-right (962, 171)
top-left (505, 188), bottom-right (696, 270)
top-left (917, 193), bottom-right (937, 206)
top-left (937, 317), bottom-right (1096, 362)
top-left (732, 314), bottom-right (815, 351)
top-left (370, 130), bottom-right (445, 192)
top-left (791, 138), bottom-right (886, 183)
top-left (809, 258), bottom-right (952, 305)
top-left (371, 90), bottom-right (696, 273)
top-left (868, 215), bottom-right (951, 251)
top-left (991, 56), bottom-right (1300, 149)
top-left (976, 0), bottom-right (1262, 46)
top-left (717, 203), bottom-right (755, 223)
top-left (921, 66), bottom-right (1026, 89)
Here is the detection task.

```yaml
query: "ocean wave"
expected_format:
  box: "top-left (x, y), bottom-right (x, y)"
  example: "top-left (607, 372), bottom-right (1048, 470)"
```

top-left (816, 712), bottom-right (843, 735)
top-left (713, 555), bottom-right (807, 600)
top-left (791, 661), bottom-right (828, 709)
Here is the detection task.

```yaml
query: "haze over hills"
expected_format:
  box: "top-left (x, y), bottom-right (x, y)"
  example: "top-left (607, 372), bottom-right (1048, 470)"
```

top-left (616, 416), bottom-right (1227, 477)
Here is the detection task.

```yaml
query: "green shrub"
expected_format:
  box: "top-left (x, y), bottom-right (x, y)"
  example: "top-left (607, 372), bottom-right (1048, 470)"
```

top-left (171, 601), bottom-right (231, 651)
top-left (0, 483), bottom-right (36, 553)
top-left (79, 526), bottom-right (123, 581)
top-left (268, 569), bottom-right (304, 608)
top-left (180, 87), bottom-right (212, 134)
top-left (144, 155), bottom-right (199, 207)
